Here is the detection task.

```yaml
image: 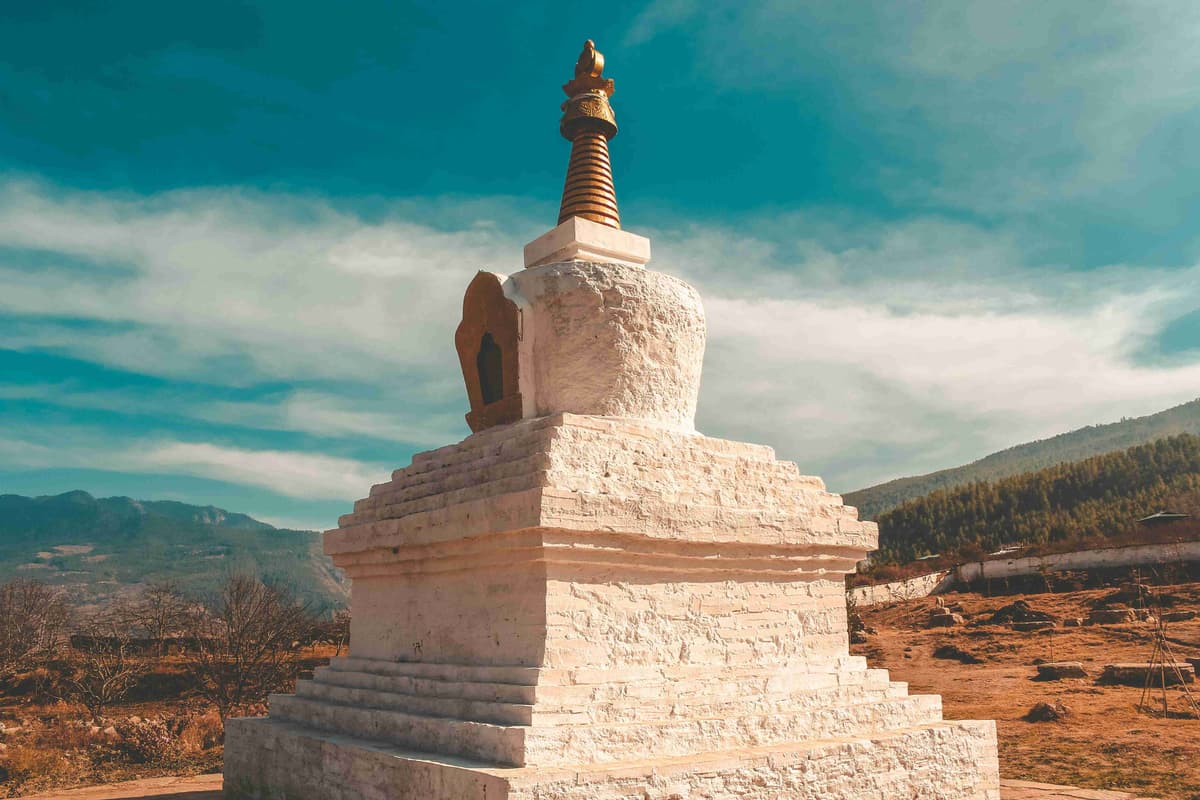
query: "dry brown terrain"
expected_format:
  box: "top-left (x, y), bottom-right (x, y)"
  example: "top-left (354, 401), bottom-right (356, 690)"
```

top-left (852, 582), bottom-right (1200, 800)
top-left (0, 649), bottom-right (339, 798)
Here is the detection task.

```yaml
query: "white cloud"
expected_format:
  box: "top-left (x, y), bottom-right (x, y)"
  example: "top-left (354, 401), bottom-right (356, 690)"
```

top-left (669, 216), bottom-right (1200, 489)
top-left (0, 180), bottom-right (526, 384)
top-left (0, 382), bottom-right (463, 450)
top-left (1, 178), bottom-right (1198, 496)
top-left (0, 427), bottom-right (389, 502)
top-left (624, 0), bottom-right (699, 46)
top-left (136, 441), bottom-right (386, 501)
top-left (198, 390), bottom-right (466, 450)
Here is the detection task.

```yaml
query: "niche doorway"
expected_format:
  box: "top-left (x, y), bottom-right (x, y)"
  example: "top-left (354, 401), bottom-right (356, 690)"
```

top-left (477, 333), bottom-right (504, 405)
top-left (455, 271), bottom-right (523, 432)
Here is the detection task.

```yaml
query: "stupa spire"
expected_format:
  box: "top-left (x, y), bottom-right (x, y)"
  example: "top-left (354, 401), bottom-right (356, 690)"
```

top-left (557, 40), bottom-right (620, 229)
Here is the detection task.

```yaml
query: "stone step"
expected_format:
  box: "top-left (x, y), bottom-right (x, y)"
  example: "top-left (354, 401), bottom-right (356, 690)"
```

top-left (358, 449), bottom-right (553, 512)
top-left (305, 669), bottom-right (905, 727)
top-left (267, 693), bottom-right (526, 766)
top-left (350, 419), bottom-right (824, 524)
top-left (313, 665), bottom-right (536, 704)
top-left (395, 432), bottom-right (549, 482)
top-left (268, 689), bottom-right (942, 769)
top-left (297, 680), bottom-right (534, 726)
top-left (526, 667), bottom-right (895, 708)
top-left (345, 471), bottom-right (546, 525)
top-left (318, 662), bottom-right (890, 708)
top-left (522, 693), bottom-right (945, 766)
top-left (522, 720), bottom-right (997, 800)
top-left (352, 452), bottom-right (825, 526)
top-left (327, 655), bottom-right (870, 687)
top-left (526, 684), bottom-right (909, 726)
top-left (347, 428), bottom-right (557, 518)
top-left (328, 656), bottom-right (540, 686)
top-left (321, 662), bottom-right (894, 711)
top-left (401, 419), bottom-right (559, 475)
top-left (225, 715), bottom-right (998, 800)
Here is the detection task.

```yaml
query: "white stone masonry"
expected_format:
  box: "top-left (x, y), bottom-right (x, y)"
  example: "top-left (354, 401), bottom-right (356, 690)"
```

top-left (225, 414), bottom-right (1000, 799)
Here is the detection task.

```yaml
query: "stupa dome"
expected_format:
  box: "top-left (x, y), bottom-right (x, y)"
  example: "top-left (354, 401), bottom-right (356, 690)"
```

top-left (514, 259), bottom-right (704, 427)
top-left (455, 41), bottom-right (706, 434)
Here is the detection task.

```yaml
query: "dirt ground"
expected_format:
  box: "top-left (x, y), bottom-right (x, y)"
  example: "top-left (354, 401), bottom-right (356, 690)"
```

top-left (852, 581), bottom-right (1200, 800)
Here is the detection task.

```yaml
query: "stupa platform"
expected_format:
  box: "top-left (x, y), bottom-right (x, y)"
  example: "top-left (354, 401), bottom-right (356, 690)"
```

top-left (224, 413), bottom-right (999, 799)
top-left (325, 411), bottom-right (876, 557)
top-left (225, 716), bottom-right (996, 799)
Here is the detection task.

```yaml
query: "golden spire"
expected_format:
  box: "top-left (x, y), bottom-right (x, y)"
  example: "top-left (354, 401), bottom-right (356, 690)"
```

top-left (557, 40), bottom-right (620, 229)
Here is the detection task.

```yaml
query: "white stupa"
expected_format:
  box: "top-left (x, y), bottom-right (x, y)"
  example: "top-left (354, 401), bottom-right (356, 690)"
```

top-left (224, 40), bottom-right (1000, 800)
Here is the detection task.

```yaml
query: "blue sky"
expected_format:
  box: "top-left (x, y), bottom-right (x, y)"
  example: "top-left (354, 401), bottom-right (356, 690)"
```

top-left (2, 0), bottom-right (1199, 529)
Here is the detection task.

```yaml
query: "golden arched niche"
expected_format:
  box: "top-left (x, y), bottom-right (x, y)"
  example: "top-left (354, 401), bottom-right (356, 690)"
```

top-left (454, 272), bottom-right (523, 432)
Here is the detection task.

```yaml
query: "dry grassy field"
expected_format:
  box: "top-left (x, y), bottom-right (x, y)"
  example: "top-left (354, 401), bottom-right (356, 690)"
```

top-left (0, 649), bottom-right (338, 798)
top-left (7, 582), bottom-right (1197, 798)
top-left (853, 582), bottom-right (1200, 800)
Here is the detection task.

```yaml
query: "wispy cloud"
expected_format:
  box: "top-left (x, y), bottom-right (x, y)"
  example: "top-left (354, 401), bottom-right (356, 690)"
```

top-left (624, 0), bottom-right (1200, 226)
top-left (0, 180), bottom-right (528, 384)
top-left (0, 427), bottom-right (388, 502)
top-left (652, 214), bottom-right (1200, 489)
top-left (699, 289), bottom-right (1200, 489)
top-left (0, 178), bottom-right (1197, 498)
top-left (634, 212), bottom-right (1200, 489)
top-left (136, 441), bottom-right (386, 500)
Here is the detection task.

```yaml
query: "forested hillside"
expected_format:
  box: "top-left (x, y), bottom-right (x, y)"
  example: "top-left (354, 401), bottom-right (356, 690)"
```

top-left (0, 491), bottom-right (347, 609)
top-left (875, 434), bottom-right (1200, 564)
top-left (846, 397), bottom-right (1200, 520)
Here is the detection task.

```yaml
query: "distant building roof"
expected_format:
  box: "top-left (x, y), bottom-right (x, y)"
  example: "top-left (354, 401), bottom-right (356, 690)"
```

top-left (1137, 510), bottom-right (1191, 525)
top-left (915, 553), bottom-right (941, 561)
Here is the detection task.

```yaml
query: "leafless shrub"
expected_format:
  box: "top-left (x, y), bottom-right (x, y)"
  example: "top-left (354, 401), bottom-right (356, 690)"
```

top-left (127, 581), bottom-right (191, 658)
top-left (61, 615), bottom-right (147, 721)
top-left (176, 709), bottom-right (224, 753)
top-left (846, 592), bottom-right (865, 635)
top-left (182, 574), bottom-right (316, 719)
top-left (113, 718), bottom-right (177, 763)
top-left (313, 609), bottom-right (351, 656)
top-left (0, 579), bottom-right (70, 678)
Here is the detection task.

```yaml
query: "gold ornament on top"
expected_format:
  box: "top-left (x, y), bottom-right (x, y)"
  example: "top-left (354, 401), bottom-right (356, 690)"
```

top-left (557, 40), bottom-right (621, 229)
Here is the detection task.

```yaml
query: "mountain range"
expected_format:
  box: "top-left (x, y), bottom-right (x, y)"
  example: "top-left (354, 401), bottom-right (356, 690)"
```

top-left (6, 397), bottom-right (1200, 602)
top-left (0, 491), bottom-right (347, 610)
top-left (844, 397), bottom-right (1200, 520)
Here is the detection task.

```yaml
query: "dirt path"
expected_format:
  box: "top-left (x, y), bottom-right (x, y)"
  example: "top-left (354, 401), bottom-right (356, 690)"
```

top-left (21, 775), bottom-right (1155, 799)
top-left (22, 775), bottom-right (220, 799)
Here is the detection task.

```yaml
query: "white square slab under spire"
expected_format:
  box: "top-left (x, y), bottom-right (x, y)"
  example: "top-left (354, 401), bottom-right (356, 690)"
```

top-left (523, 216), bottom-right (651, 268)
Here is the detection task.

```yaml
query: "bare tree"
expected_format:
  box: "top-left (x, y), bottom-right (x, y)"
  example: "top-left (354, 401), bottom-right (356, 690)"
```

top-left (0, 579), bottom-right (70, 678)
top-left (183, 574), bottom-right (316, 720)
top-left (312, 609), bottom-right (351, 657)
top-left (62, 615), bottom-right (147, 721)
top-left (128, 581), bottom-right (190, 657)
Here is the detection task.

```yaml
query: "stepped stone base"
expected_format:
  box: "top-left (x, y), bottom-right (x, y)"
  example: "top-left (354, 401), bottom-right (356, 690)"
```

top-left (224, 413), bottom-right (999, 799)
top-left (224, 716), bottom-right (1000, 800)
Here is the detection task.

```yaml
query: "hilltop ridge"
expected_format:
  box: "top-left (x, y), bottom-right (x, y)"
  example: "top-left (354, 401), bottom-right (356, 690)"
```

top-left (0, 491), bottom-right (347, 609)
top-left (874, 433), bottom-right (1200, 563)
top-left (845, 397), bottom-right (1200, 520)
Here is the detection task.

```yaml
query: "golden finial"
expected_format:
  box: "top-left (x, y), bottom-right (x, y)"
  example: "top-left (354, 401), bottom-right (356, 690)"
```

top-left (576, 39), bottom-right (603, 78)
top-left (557, 40), bottom-right (620, 229)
